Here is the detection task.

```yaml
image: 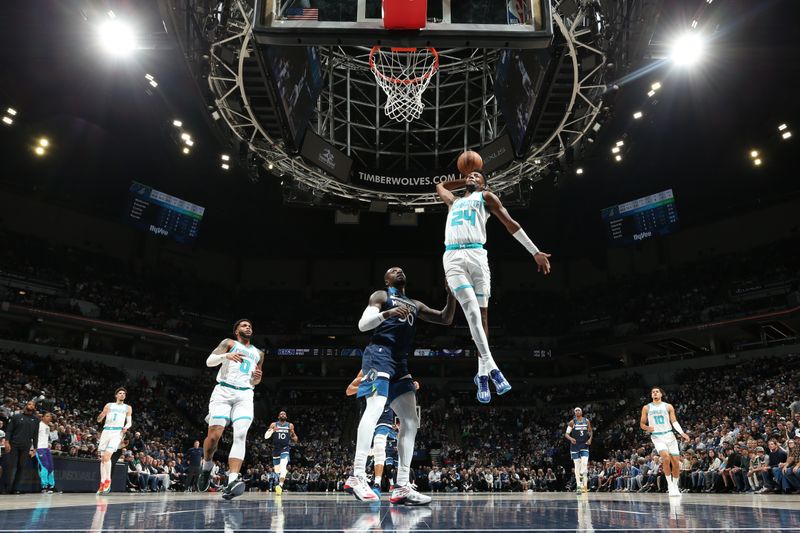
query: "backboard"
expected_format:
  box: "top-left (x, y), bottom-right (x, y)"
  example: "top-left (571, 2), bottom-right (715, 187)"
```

top-left (254, 0), bottom-right (553, 48)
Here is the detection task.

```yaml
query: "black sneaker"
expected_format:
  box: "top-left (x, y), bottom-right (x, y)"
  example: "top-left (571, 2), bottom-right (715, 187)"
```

top-left (221, 479), bottom-right (246, 501)
top-left (198, 470), bottom-right (212, 492)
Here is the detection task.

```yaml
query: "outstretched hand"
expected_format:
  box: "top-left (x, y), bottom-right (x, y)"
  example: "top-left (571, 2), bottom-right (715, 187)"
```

top-left (534, 252), bottom-right (552, 275)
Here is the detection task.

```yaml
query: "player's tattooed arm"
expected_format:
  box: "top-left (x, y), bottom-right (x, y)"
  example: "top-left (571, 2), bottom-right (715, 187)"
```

top-left (206, 339), bottom-right (239, 367)
top-left (436, 179), bottom-right (467, 207)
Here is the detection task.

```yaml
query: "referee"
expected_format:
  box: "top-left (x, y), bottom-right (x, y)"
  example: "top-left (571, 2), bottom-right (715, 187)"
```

top-left (3, 400), bottom-right (39, 494)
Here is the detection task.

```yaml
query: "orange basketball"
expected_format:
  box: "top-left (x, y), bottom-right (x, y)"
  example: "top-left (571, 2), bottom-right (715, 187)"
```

top-left (457, 150), bottom-right (483, 176)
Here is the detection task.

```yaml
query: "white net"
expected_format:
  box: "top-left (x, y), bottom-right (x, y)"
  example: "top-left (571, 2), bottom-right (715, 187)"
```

top-left (369, 46), bottom-right (439, 123)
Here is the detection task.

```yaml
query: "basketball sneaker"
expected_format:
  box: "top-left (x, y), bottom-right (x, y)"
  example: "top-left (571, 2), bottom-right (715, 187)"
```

top-left (390, 506), bottom-right (433, 533)
top-left (474, 374), bottom-right (491, 404)
top-left (198, 469), bottom-right (212, 492)
top-left (372, 485), bottom-right (382, 499)
top-left (221, 478), bottom-right (246, 500)
top-left (96, 479), bottom-right (111, 495)
top-left (489, 369), bottom-right (512, 395)
top-left (390, 483), bottom-right (431, 506)
top-left (275, 485), bottom-right (283, 496)
top-left (345, 475), bottom-right (379, 502)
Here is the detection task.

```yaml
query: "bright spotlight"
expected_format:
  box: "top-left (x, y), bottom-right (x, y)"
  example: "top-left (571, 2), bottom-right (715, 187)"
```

top-left (633, 111), bottom-right (643, 119)
top-left (614, 154), bottom-right (622, 162)
top-left (616, 140), bottom-right (624, 147)
top-left (651, 82), bottom-right (662, 91)
top-left (149, 80), bottom-right (158, 88)
top-left (34, 146), bottom-right (45, 156)
top-left (39, 138), bottom-right (49, 147)
top-left (647, 89), bottom-right (656, 98)
top-left (575, 168), bottom-right (584, 175)
top-left (778, 123), bottom-right (788, 131)
top-left (2, 116), bottom-right (12, 125)
top-left (221, 163), bottom-right (230, 170)
top-left (98, 20), bottom-right (137, 57)
top-left (611, 146), bottom-right (620, 154)
top-left (145, 74), bottom-right (154, 81)
top-left (782, 131), bottom-right (792, 140)
top-left (182, 147), bottom-right (190, 155)
top-left (221, 154), bottom-right (230, 161)
top-left (268, 162), bottom-right (274, 170)
top-left (671, 32), bottom-right (705, 66)
top-left (185, 139), bottom-right (194, 147)
top-left (172, 119), bottom-right (183, 128)
top-left (750, 150), bottom-right (759, 158)
top-left (180, 133), bottom-right (191, 141)
top-left (753, 158), bottom-right (762, 166)
top-left (7, 108), bottom-right (17, 116)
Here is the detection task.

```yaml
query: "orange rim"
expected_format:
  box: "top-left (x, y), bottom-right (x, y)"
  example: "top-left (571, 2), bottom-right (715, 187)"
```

top-left (369, 46), bottom-right (439, 86)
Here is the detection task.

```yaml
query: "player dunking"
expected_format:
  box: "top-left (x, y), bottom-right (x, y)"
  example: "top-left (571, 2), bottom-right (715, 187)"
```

top-left (199, 319), bottom-right (264, 500)
top-left (640, 387), bottom-right (690, 497)
top-left (345, 267), bottom-right (456, 504)
top-left (264, 411), bottom-right (298, 495)
top-left (565, 407), bottom-right (592, 493)
top-left (96, 387), bottom-right (132, 495)
top-left (436, 171), bottom-right (551, 402)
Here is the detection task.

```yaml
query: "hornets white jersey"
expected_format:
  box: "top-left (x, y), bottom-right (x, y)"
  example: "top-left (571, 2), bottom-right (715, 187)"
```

top-left (216, 340), bottom-right (260, 389)
top-left (647, 402), bottom-right (673, 434)
top-left (104, 403), bottom-right (129, 429)
top-left (444, 191), bottom-right (490, 246)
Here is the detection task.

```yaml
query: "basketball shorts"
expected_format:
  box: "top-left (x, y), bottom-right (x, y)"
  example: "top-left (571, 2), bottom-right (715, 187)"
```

top-left (443, 247), bottom-right (491, 307)
top-left (357, 373), bottom-right (416, 404)
top-left (206, 384), bottom-right (254, 427)
top-left (272, 450), bottom-right (290, 466)
top-left (374, 425), bottom-right (398, 439)
top-left (360, 343), bottom-right (409, 382)
top-left (98, 429), bottom-right (124, 453)
top-left (570, 444), bottom-right (590, 460)
top-left (651, 431), bottom-right (680, 456)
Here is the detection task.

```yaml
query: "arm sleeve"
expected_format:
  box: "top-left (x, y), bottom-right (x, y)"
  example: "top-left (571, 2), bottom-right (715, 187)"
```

top-left (124, 415), bottom-right (132, 430)
top-left (206, 352), bottom-right (226, 367)
top-left (671, 421), bottom-right (684, 434)
top-left (512, 228), bottom-right (541, 255)
top-left (358, 306), bottom-right (385, 332)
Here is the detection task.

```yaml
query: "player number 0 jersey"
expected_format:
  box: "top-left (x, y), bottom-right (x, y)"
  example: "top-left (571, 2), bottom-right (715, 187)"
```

top-left (444, 191), bottom-right (490, 246)
top-left (216, 340), bottom-right (260, 389)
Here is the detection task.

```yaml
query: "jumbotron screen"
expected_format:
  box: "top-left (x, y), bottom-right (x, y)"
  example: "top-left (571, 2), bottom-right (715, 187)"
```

top-left (601, 189), bottom-right (679, 246)
top-left (126, 181), bottom-right (205, 244)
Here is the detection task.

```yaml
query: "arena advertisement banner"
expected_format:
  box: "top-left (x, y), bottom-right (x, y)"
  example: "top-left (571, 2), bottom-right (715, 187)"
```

top-left (350, 169), bottom-right (461, 193)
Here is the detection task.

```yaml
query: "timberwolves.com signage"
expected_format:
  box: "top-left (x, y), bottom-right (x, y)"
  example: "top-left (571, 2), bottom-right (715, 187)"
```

top-left (301, 130), bottom-right (517, 193)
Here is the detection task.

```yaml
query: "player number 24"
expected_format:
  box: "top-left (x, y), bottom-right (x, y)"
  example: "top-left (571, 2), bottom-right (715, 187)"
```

top-left (451, 209), bottom-right (476, 226)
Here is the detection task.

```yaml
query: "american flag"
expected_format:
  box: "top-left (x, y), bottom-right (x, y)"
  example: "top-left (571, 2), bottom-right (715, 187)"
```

top-left (285, 8), bottom-right (319, 20)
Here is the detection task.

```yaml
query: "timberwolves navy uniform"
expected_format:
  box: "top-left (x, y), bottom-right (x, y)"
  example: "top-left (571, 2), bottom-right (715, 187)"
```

top-left (357, 287), bottom-right (418, 402)
top-left (570, 417), bottom-right (591, 460)
top-left (375, 406), bottom-right (397, 438)
top-left (385, 434), bottom-right (399, 467)
top-left (272, 422), bottom-right (291, 465)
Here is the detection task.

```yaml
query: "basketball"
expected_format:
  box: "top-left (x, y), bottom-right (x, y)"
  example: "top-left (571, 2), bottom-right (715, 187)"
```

top-left (457, 150), bottom-right (483, 176)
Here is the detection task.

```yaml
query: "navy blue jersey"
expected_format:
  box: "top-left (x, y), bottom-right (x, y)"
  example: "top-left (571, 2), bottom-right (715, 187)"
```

top-left (370, 287), bottom-right (418, 355)
top-left (386, 435), bottom-right (398, 460)
top-left (571, 417), bottom-right (591, 447)
top-left (272, 422), bottom-right (291, 455)
top-left (376, 406), bottom-right (396, 429)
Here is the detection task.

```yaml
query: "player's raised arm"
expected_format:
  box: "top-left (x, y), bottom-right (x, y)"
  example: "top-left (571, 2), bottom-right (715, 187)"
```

top-left (667, 404), bottom-right (690, 441)
top-left (97, 404), bottom-right (109, 423)
top-left (206, 338), bottom-right (238, 367)
top-left (358, 290), bottom-right (405, 332)
top-left (436, 178), bottom-right (467, 207)
top-left (346, 370), bottom-right (364, 396)
top-left (264, 422), bottom-right (276, 440)
top-left (640, 405), bottom-right (654, 433)
top-left (483, 191), bottom-right (552, 275)
top-left (415, 285), bottom-right (457, 325)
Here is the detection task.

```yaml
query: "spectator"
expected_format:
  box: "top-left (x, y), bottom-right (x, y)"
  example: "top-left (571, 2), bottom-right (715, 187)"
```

top-left (3, 400), bottom-right (39, 494)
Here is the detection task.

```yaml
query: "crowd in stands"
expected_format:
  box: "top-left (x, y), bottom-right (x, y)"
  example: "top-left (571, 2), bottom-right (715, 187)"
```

top-left (1, 230), bottom-right (798, 346)
top-left (587, 354), bottom-right (800, 494)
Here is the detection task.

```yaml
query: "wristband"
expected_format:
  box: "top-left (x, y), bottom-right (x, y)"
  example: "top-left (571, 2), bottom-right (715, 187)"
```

top-left (512, 229), bottom-right (540, 255)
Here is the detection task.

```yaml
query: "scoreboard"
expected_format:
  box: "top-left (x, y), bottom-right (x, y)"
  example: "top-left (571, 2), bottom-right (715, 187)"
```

top-left (601, 189), bottom-right (679, 246)
top-left (126, 182), bottom-right (205, 244)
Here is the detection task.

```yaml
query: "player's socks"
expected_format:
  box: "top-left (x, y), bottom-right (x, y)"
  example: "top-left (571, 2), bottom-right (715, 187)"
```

top-left (374, 476), bottom-right (382, 486)
top-left (202, 459), bottom-right (214, 472)
top-left (228, 472), bottom-right (239, 483)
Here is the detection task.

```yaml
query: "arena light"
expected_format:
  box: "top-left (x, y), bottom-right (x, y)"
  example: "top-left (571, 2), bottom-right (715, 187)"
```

top-left (414, 207), bottom-right (425, 213)
top-left (651, 82), bottom-right (662, 91)
top-left (533, 159), bottom-right (542, 165)
top-left (180, 133), bottom-right (191, 142)
top-left (7, 108), bottom-right (17, 116)
top-left (2, 116), bottom-right (12, 125)
top-left (633, 111), bottom-right (643, 119)
top-left (185, 139), bottom-right (194, 147)
top-left (38, 138), bottom-right (49, 147)
top-left (782, 131), bottom-right (792, 140)
top-left (145, 73), bottom-right (154, 81)
top-left (34, 146), bottom-right (46, 156)
top-left (671, 32), bottom-right (705, 67)
top-left (647, 89), bottom-right (656, 97)
top-left (148, 80), bottom-right (158, 88)
top-left (98, 19), bottom-right (137, 57)
top-left (182, 147), bottom-right (190, 155)
top-left (221, 163), bottom-right (230, 170)
top-left (778, 123), bottom-right (788, 131)
top-left (614, 154), bottom-right (622, 162)
top-left (575, 167), bottom-right (584, 175)
top-left (221, 154), bottom-right (230, 161)
top-left (611, 146), bottom-right (620, 154)
top-left (753, 158), bottom-right (762, 166)
top-left (268, 162), bottom-right (274, 170)
top-left (172, 119), bottom-right (183, 128)
top-left (616, 140), bottom-right (624, 147)
top-left (750, 150), bottom-right (759, 158)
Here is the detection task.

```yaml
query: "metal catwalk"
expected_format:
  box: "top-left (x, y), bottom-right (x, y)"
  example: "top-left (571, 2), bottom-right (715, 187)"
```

top-left (1, 492), bottom-right (799, 532)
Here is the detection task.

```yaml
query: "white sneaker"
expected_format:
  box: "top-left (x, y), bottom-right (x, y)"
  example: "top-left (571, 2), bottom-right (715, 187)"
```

top-left (390, 506), bottom-right (433, 533)
top-left (390, 483), bottom-right (431, 506)
top-left (668, 483), bottom-right (681, 497)
top-left (345, 475), bottom-right (379, 502)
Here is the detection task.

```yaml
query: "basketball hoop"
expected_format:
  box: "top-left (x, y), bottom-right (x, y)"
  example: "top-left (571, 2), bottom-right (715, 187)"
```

top-left (369, 46), bottom-right (439, 123)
